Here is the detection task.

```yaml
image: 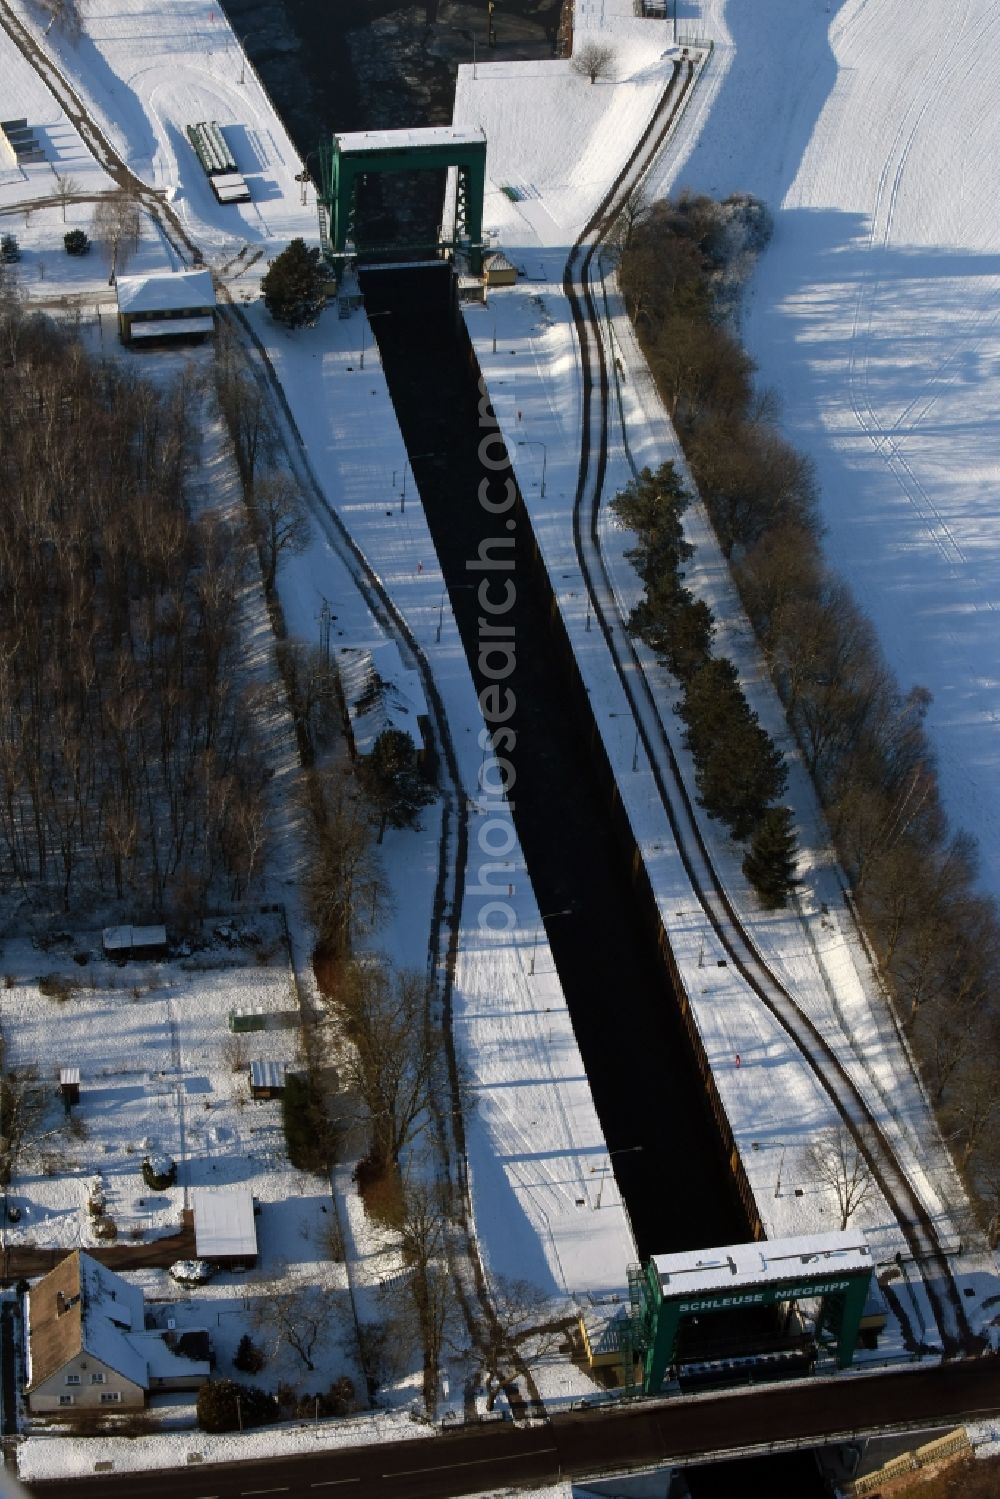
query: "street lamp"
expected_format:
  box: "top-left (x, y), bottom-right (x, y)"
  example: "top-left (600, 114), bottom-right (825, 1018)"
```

top-left (237, 29), bottom-right (263, 86)
top-left (774, 1143), bottom-right (787, 1200)
top-left (592, 1145), bottom-right (643, 1209)
top-left (609, 711), bottom-right (640, 772)
top-left (528, 907), bottom-right (572, 975)
top-left (517, 439), bottom-right (547, 497)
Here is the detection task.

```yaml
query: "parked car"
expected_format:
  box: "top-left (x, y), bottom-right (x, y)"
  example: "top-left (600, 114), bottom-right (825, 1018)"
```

top-left (169, 1259), bottom-right (215, 1286)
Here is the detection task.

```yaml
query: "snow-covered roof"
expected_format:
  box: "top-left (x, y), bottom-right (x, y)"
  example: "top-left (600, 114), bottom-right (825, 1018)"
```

top-left (26, 1251), bottom-right (148, 1391)
top-left (102, 923), bottom-right (167, 952)
top-left (192, 1186), bottom-right (257, 1260)
top-left (249, 1059), bottom-right (286, 1090)
top-left (115, 270), bottom-right (215, 316)
top-left (335, 125), bottom-right (485, 155)
top-left (59, 1067), bottom-right (80, 1085)
top-left (652, 1231), bottom-right (872, 1299)
top-left (337, 640), bottom-right (428, 757)
top-left (483, 251), bottom-right (516, 274)
top-left (127, 1331), bottom-right (210, 1382)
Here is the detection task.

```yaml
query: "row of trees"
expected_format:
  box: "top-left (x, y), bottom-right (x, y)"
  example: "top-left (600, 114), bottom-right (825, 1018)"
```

top-left (619, 193), bottom-right (1000, 1241)
top-left (0, 298), bottom-right (268, 915)
top-left (611, 462), bottom-right (797, 905)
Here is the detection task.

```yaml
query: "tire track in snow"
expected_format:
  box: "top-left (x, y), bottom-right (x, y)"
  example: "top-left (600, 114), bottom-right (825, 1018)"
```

top-left (845, 0), bottom-right (1000, 576)
top-left (562, 49), bottom-right (980, 1358)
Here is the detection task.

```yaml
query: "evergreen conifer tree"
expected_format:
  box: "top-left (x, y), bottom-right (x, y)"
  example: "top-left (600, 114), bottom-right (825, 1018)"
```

top-left (261, 238), bottom-right (328, 328)
top-left (358, 729), bottom-right (434, 843)
top-left (743, 805), bottom-right (798, 907)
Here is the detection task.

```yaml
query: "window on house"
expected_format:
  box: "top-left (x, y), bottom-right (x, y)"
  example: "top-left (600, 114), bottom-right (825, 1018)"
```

top-left (64, 1374), bottom-right (81, 1385)
top-left (58, 1395), bottom-right (74, 1406)
top-left (99, 1391), bottom-right (122, 1405)
top-left (90, 1372), bottom-right (106, 1384)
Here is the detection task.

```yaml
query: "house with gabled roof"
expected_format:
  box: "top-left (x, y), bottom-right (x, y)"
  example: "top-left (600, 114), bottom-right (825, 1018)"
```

top-left (25, 1250), bottom-right (211, 1413)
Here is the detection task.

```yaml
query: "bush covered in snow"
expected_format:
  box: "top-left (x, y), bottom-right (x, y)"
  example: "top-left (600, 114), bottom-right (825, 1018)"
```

top-left (141, 1153), bottom-right (176, 1190)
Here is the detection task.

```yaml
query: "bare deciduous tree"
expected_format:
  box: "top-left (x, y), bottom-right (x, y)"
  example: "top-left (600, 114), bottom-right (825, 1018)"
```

top-left (0, 1037), bottom-right (46, 1188)
top-left (91, 188), bottom-right (141, 282)
top-left (251, 1268), bottom-right (337, 1372)
top-left (326, 960), bottom-right (440, 1171)
top-left (307, 775), bottom-right (387, 958)
top-left (50, 172), bottom-right (81, 223)
top-left (456, 1274), bottom-right (569, 1411)
top-left (806, 1125), bottom-right (877, 1231)
top-left (572, 40), bottom-right (615, 84)
top-left (378, 1175), bottom-right (456, 1416)
top-left (249, 471), bottom-right (310, 592)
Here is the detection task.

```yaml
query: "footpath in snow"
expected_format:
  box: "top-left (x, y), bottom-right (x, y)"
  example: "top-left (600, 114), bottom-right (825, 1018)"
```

top-left (448, 0), bottom-right (998, 1333)
top-left (0, 0), bottom-right (638, 1470)
top-left (5, 0), bottom-right (1000, 1479)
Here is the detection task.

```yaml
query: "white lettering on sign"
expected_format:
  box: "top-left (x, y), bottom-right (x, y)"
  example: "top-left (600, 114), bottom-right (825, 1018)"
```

top-left (674, 1278), bottom-right (856, 1315)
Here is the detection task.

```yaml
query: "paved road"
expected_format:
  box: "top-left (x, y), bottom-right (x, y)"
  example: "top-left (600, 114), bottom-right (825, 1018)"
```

top-left (22, 1358), bottom-right (1000, 1498)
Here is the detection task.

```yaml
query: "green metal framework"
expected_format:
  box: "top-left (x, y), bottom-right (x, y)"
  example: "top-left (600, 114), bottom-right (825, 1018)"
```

top-left (317, 130), bottom-right (487, 274)
top-left (635, 1254), bottom-right (873, 1395)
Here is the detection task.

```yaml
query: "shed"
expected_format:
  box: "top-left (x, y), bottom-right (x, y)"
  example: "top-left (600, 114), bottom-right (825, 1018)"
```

top-left (102, 924), bottom-right (168, 961)
top-left (249, 1060), bottom-right (287, 1100)
top-left (229, 1006), bottom-right (267, 1034)
top-left (59, 1068), bottom-right (80, 1107)
top-left (191, 1186), bottom-right (257, 1268)
top-left (115, 270), bottom-right (216, 346)
top-left (336, 640), bottom-right (429, 761)
top-left (483, 251), bottom-right (517, 288)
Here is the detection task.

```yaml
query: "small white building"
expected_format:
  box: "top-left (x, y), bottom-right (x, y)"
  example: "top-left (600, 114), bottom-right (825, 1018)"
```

top-left (191, 1185), bottom-right (258, 1268)
top-left (102, 923), bottom-right (167, 960)
top-left (115, 269), bottom-right (216, 345)
top-left (25, 1251), bottom-right (211, 1414)
top-left (249, 1059), bottom-right (287, 1100)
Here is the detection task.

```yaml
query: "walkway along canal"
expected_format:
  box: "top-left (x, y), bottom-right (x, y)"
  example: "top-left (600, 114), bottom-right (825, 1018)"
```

top-left (364, 263), bottom-right (749, 1260)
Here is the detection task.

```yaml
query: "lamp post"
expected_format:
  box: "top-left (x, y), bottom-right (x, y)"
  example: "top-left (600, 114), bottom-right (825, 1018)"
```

top-left (592, 1146), bottom-right (643, 1209)
top-left (529, 907), bottom-right (572, 975)
top-left (237, 30), bottom-right (263, 86)
top-left (774, 1143), bottom-right (787, 1199)
top-left (516, 439), bottom-right (547, 497)
top-left (609, 711), bottom-right (640, 772)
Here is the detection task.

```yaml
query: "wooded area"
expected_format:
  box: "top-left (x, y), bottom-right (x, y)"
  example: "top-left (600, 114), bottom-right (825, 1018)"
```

top-left (0, 295), bottom-right (268, 916)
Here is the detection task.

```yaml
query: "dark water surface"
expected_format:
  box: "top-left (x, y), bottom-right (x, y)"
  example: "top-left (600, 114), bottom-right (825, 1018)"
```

top-left (236, 12), bottom-right (828, 1490)
top-left (222, 0), bottom-right (563, 241)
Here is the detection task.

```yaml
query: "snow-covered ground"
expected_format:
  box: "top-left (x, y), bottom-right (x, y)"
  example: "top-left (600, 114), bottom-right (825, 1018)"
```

top-left (5, 0), bottom-right (1000, 1481)
top-left (645, 0), bottom-right (1000, 906)
top-left (0, 0), bottom-right (640, 1449)
top-left (1, 917), bottom-right (300, 1250)
top-left (16, 1408), bottom-right (435, 1483)
top-left (449, 0), bottom-right (999, 1335)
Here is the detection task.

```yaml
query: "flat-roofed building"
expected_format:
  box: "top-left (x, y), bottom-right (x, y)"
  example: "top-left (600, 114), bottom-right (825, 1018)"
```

top-left (116, 269), bottom-right (216, 345)
top-left (191, 1186), bottom-right (258, 1268)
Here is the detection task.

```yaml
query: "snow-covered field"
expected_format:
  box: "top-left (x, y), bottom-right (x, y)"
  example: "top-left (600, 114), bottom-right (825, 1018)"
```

top-left (646, 0), bottom-right (1000, 905)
